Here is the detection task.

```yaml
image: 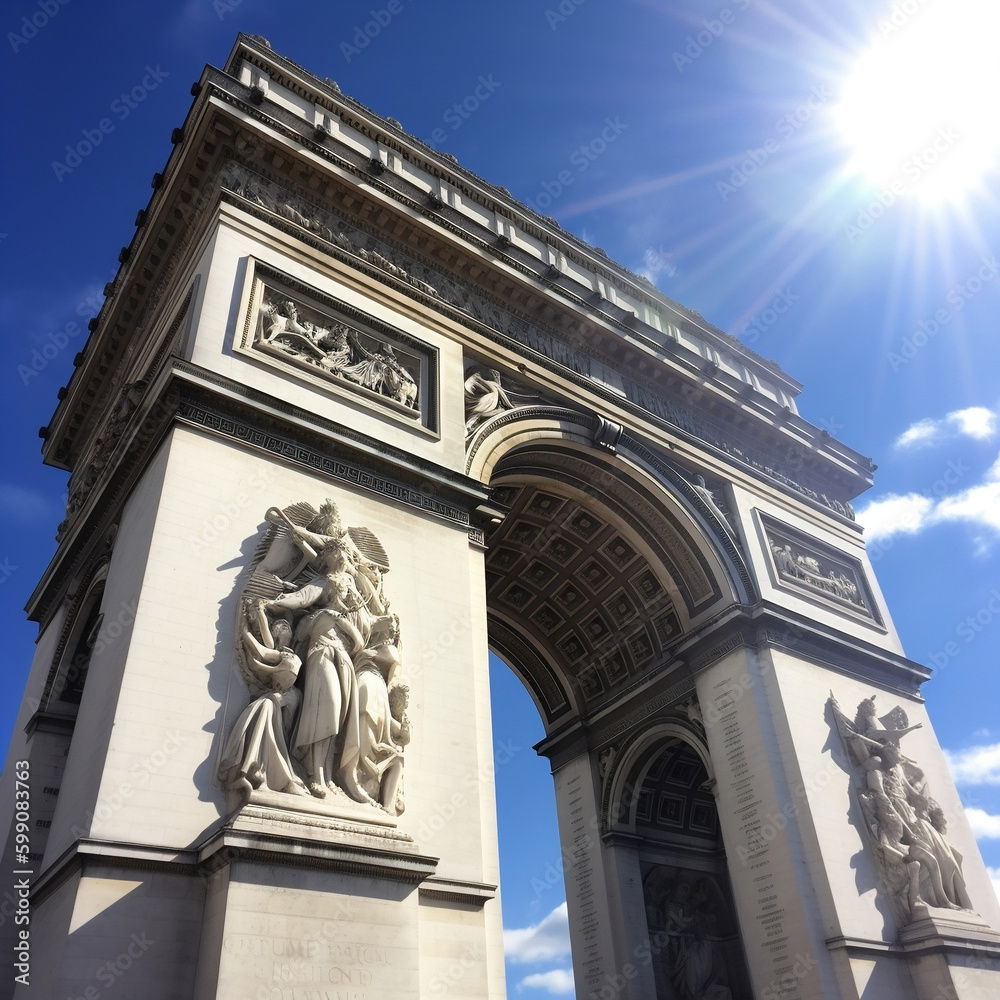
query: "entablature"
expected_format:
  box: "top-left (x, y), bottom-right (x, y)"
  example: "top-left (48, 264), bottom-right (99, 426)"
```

top-left (42, 33), bottom-right (875, 541)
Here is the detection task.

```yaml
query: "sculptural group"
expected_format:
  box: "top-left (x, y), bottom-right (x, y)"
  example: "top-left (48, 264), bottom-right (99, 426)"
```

top-left (220, 498), bottom-right (410, 815)
top-left (830, 693), bottom-right (973, 922)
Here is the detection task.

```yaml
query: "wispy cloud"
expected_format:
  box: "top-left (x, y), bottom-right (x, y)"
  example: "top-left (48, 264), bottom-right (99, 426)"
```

top-left (966, 808), bottom-right (1000, 838)
top-left (857, 453), bottom-right (1000, 547)
top-left (517, 968), bottom-right (575, 994)
top-left (639, 246), bottom-right (677, 282)
top-left (895, 406), bottom-right (997, 450)
top-left (505, 903), bottom-right (572, 964)
top-left (944, 742), bottom-right (1000, 785)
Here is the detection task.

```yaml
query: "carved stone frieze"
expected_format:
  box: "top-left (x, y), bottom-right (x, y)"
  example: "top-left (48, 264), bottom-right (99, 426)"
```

top-left (463, 364), bottom-right (547, 439)
top-left (220, 161), bottom-right (857, 520)
top-left (254, 285), bottom-right (419, 410)
top-left (829, 693), bottom-right (975, 927)
top-left (220, 497), bottom-right (410, 817)
top-left (222, 161), bottom-right (439, 297)
top-left (762, 513), bottom-right (878, 622)
top-left (464, 367), bottom-right (515, 436)
top-left (642, 863), bottom-right (741, 1000)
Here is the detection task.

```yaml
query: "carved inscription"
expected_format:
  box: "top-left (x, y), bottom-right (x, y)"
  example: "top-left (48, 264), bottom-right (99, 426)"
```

top-left (565, 771), bottom-right (602, 994)
top-left (710, 673), bottom-right (799, 999)
top-left (224, 934), bottom-right (391, 999)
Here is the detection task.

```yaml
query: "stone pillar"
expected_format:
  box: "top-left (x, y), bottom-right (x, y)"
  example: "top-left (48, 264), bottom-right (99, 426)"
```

top-left (697, 645), bottom-right (843, 1000)
top-left (552, 752), bottom-right (624, 1000)
top-left (598, 832), bottom-right (658, 999)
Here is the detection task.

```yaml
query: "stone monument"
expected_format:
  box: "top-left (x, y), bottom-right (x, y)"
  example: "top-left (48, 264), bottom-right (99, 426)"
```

top-left (1, 33), bottom-right (998, 1000)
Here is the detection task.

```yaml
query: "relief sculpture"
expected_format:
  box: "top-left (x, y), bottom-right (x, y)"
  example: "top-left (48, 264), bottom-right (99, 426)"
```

top-left (643, 866), bottom-right (736, 1000)
top-left (220, 498), bottom-right (410, 815)
top-left (829, 693), bottom-right (973, 924)
top-left (256, 291), bottom-right (419, 409)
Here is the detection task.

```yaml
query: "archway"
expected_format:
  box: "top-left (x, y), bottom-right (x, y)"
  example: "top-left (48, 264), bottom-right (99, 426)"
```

top-left (474, 411), bottom-right (755, 998)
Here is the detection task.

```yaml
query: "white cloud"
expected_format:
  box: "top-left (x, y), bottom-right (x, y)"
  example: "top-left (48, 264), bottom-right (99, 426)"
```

top-left (965, 808), bottom-right (1000, 838)
top-left (517, 968), bottom-right (576, 994)
top-left (944, 742), bottom-right (1000, 785)
top-left (895, 418), bottom-right (939, 449)
top-left (505, 903), bottom-right (572, 964)
top-left (894, 406), bottom-right (997, 449)
top-left (934, 455), bottom-right (1000, 536)
top-left (857, 453), bottom-right (1000, 545)
top-left (856, 492), bottom-right (934, 540)
top-left (951, 407), bottom-right (999, 440)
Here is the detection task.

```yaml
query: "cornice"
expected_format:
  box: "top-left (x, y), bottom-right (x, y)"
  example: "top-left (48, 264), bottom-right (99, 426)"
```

top-left (43, 56), bottom-right (872, 515)
top-left (221, 36), bottom-right (808, 395)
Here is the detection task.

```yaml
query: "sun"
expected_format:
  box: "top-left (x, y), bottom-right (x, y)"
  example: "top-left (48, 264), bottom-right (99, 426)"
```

top-left (834, 0), bottom-right (1000, 204)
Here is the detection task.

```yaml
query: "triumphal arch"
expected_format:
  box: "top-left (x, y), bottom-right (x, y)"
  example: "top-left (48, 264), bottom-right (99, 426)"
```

top-left (2, 34), bottom-right (999, 1000)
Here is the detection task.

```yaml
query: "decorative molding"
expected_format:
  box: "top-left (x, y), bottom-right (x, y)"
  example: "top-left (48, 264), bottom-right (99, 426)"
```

top-left (418, 877), bottom-right (497, 907)
top-left (590, 676), bottom-right (698, 749)
top-left (57, 285), bottom-right (194, 540)
top-left (175, 395), bottom-right (471, 527)
top-left (621, 436), bottom-right (757, 605)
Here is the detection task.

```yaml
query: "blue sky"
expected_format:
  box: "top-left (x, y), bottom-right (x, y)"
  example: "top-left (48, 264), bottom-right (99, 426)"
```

top-left (2, 1), bottom-right (999, 996)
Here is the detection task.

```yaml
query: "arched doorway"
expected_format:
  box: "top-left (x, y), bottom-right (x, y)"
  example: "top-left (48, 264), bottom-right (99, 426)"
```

top-left (609, 731), bottom-right (754, 999)
top-left (471, 410), bottom-right (756, 998)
